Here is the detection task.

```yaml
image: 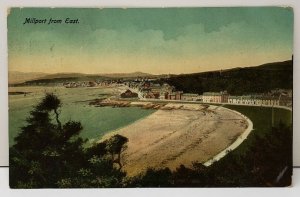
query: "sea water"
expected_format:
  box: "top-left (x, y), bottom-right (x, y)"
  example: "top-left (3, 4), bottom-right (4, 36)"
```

top-left (9, 86), bottom-right (155, 146)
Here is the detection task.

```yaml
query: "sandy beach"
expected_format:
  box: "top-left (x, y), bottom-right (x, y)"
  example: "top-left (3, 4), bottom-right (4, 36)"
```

top-left (101, 103), bottom-right (248, 176)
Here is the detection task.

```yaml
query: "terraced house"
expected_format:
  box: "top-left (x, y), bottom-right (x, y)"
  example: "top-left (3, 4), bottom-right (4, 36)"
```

top-left (202, 91), bottom-right (229, 103)
top-left (228, 95), bottom-right (280, 106)
top-left (181, 93), bottom-right (202, 101)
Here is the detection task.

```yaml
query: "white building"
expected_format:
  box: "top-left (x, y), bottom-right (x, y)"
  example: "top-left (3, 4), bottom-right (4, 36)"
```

top-left (228, 95), bottom-right (280, 106)
top-left (202, 91), bottom-right (229, 103)
top-left (181, 93), bottom-right (201, 101)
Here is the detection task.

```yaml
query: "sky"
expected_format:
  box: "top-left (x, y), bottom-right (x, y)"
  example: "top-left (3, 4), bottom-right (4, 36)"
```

top-left (8, 7), bottom-right (293, 74)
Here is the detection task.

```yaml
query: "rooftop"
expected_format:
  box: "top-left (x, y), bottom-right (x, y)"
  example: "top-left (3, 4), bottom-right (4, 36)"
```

top-left (203, 92), bottom-right (222, 96)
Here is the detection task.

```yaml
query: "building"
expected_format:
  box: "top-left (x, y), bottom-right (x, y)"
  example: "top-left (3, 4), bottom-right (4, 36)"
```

top-left (228, 96), bottom-right (257, 105)
top-left (228, 96), bottom-right (240, 104)
top-left (228, 95), bottom-right (280, 106)
top-left (144, 92), bottom-right (160, 99)
top-left (202, 91), bottom-right (229, 103)
top-left (166, 91), bottom-right (183, 100)
top-left (120, 89), bottom-right (138, 98)
top-left (88, 81), bottom-right (97, 87)
top-left (181, 93), bottom-right (201, 101)
top-left (260, 96), bottom-right (279, 106)
top-left (279, 95), bottom-right (292, 107)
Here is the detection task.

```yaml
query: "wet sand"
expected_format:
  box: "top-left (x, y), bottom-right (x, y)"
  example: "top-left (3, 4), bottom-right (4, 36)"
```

top-left (101, 103), bottom-right (248, 176)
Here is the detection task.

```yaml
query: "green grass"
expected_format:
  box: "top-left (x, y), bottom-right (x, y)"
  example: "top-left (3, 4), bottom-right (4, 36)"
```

top-left (222, 105), bottom-right (292, 155)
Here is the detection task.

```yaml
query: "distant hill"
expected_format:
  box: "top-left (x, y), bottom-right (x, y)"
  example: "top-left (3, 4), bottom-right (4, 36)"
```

top-left (34, 72), bottom-right (154, 80)
top-left (162, 60), bottom-right (293, 95)
top-left (20, 73), bottom-right (107, 85)
top-left (10, 60), bottom-right (293, 93)
top-left (101, 72), bottom-right (154, 78)
top-left (35, 73), bottom-right (88, 80)
top-left (8, 71), bottom-right (48, 84)
top-left (9, 71), bottom-right (156, 85)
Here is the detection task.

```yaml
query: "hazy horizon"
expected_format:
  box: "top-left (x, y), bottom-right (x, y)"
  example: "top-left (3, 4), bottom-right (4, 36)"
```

top-left (8, 7), bottom-right (293, 74)
top-left (8, 57), bottom-right (293, 76)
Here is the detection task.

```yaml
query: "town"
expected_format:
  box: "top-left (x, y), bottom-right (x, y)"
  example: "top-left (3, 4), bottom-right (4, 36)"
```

top-left (62, 78), bottom-right (292, 108)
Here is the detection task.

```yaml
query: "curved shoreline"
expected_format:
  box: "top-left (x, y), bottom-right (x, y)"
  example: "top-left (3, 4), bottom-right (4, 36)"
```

top-left (98, 108), bottom-right (158, 143)
top-left (222, 103), bottom-right (292, 112)
top-left (100, 103), bottom-right (249, 176)
top-left (87, 107), bottom-right (156, 144)
top-left (203, 106), bottom-right (253, 166)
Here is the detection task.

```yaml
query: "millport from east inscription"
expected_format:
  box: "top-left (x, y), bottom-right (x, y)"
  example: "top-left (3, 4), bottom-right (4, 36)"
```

top-left (23, 17), bottom-right (79, 25)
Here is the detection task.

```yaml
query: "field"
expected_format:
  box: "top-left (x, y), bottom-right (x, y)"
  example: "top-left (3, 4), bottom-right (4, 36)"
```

top-left (222, 104), bottom-right (292, 155)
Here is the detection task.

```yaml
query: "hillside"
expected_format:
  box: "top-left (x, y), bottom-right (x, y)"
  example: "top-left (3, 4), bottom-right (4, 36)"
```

top-left (101, 72), bottom-right (155, 78)
top-left (9, 71), bottom-right (155, 86)
top-left (8, 71), bottom-right (48, 84)
top-left (163, 60), bottom-right (293, 95)
top-left (34, 71), bottom-right (154, 80)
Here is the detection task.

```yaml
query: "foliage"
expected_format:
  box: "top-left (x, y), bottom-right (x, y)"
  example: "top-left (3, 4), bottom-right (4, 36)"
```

top-left (10, 93), bottom-right (292, 188)
top-left (105, 134), bottom-right (128, 169)
top-left (125, 168), bottom-right (173, 187)
top-left (162, 60), bottom-right (292, 95)
top-left (10, 93), bottom-right (127, 188)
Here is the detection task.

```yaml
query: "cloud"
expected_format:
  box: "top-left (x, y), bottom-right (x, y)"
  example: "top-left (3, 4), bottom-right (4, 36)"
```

top-left (80, 21), bottom-right (292, 58)
top-left (9, 21), bottom-right (293, 74)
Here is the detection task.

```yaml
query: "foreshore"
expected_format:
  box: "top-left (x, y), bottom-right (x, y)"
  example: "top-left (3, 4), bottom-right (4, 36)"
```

top-left (100, 103), bottom-right (249, 177)
top-left (89, 98), bottom-right (211, 110)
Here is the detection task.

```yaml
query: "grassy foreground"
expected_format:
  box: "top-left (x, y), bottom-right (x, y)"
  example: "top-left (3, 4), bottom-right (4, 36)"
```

top-left (223, 105), bottom-right (292, 154)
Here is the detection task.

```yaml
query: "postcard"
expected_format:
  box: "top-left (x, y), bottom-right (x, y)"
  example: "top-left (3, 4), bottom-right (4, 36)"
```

top-left (8, 7), bottom-right (293, 188)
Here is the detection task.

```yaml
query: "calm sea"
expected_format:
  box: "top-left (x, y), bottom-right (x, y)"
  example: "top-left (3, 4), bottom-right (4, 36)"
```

top-left (9, 86), bottom-right (155, 146)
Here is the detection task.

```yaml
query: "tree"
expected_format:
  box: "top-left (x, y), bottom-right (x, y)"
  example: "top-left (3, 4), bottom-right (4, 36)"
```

top-left (10, 93), bottom-right (128, 188)
top-left (37, 93), bottom-right (62, 129)
top-left (105, 134), bottom-right (128, 169)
